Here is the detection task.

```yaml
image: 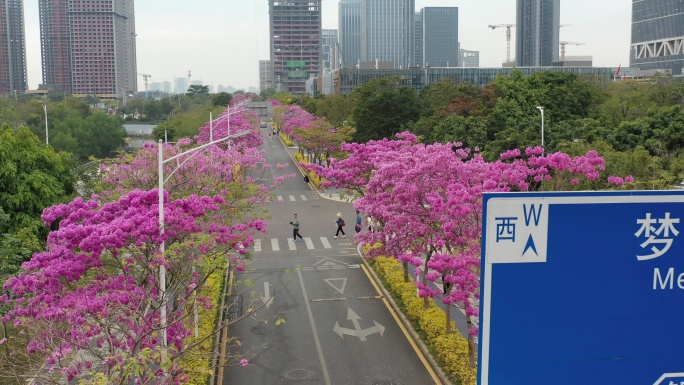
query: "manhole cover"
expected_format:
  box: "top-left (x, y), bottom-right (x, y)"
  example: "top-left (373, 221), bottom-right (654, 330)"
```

top-left (283, 368), bottom-right (314, 380)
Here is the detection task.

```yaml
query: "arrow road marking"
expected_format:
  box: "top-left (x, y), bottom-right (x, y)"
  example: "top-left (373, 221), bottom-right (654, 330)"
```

top-left (333, 308), bottom-right (385, 341)
top-left (261, 282), bottom-right (274, 308)
top-left (324, 278), bottom-right (347, 294)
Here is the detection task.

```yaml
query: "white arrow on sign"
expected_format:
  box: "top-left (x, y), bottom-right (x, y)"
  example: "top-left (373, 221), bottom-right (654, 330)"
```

top-left (333, 308), bottom-right (385, 341)
top-left (261, 282), bottom-right (274, 308)
top-left (654, 372), bottom-right (684, 385)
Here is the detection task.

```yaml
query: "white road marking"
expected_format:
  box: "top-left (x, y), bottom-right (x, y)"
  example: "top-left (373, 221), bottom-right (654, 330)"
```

top-left (305, 237), bottom-right (314, 249)
top-left (271, 238), bottom-right (280, 251)
top-left (320, 237), bottom-right (332, 249)
top-left (288, 238), bottom-right (297, 250)
top-left (254, 239), bottom-right (261, 252)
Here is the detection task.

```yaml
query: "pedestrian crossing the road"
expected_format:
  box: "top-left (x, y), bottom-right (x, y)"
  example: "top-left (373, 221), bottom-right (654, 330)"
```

top-left (252, 236), bottom-right (353, 252)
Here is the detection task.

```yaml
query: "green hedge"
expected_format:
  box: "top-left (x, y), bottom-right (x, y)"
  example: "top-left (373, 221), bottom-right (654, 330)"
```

top-left (367, 256), bottom-right (477, 385)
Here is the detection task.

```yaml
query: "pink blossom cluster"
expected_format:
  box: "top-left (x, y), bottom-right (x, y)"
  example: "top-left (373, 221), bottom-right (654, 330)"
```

top-left (307, 132), bottom-right (633, 336)
top-left (3, 108), bottom-right (295, 382)
top-left (195, 106), bottom-right (263, 148)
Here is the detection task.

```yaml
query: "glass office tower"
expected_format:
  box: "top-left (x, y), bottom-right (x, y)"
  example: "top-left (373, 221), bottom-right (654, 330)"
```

top-left (631, 0), bottom-right (684, 75)
top-left (361, 0), bottom-right (415, 69)
top-left (516, 0), bottom-right (560, 67)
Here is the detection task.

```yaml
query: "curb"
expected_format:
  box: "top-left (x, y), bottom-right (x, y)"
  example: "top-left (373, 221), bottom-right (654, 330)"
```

top-left (210, 266), bottom-right (234, 385)
top-left (356, 244), bottom-right (454, 385)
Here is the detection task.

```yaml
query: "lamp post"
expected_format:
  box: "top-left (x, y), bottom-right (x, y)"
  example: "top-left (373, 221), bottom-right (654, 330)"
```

top-left (41, 103), bottom-right (49, 145)
top-left (157, 129), bottom-right (251, 348)
top-left (536, 106), bottom-right (545, 147)
top-left (209, 105), bottom-right (245, 144)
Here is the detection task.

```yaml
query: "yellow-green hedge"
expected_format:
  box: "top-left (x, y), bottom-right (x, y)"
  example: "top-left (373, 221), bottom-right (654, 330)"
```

top-left (280, 133), bottom-right (294, 147)
top-left (367, 256), bottom-right (477, 385)
top-left (182, 264), bottom-right (226, 384)
top-left (294, 152), bottom-right (325, 189)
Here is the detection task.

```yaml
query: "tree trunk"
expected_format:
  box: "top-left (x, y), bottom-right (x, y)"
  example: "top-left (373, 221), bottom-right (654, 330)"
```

top-left (466, 315), bottom-right (477, 367)
top-left (402, 261), bottom-right (409, 283)
top-left (421, 253), bottom-right (431, 308)
top-left (445, 303), bottom-right (452, 334)
top-left (2, 322), bottom-right (7, 355)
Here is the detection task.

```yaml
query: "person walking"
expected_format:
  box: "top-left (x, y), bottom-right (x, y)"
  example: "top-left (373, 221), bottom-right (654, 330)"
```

top-left (290, 213), bottom-right (304, 242)
top-left (355, 210), bottom-right (362, 233)
top-left (334, 213), bottom-right (346, 238)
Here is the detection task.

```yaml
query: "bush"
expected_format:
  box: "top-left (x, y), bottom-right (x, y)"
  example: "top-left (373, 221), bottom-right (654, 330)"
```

top-left (367, 256), bottom-right (476, 385)
top-left (182, 263), bottom-right (226, 384)
top-left (279, 133), bottom-right (294, 147)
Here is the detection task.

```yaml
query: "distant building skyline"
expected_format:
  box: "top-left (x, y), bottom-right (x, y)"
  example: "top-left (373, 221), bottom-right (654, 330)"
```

top-left (630, 0), bottom-right (684, 76)
top-left (516, 0), bottom-right (560, 66)
top-left (0, 0), bottom-right (27, 95)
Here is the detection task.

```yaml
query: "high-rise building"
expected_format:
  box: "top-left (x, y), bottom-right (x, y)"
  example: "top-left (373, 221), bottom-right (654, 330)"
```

top-left (420, 7), bottom-right (458, 67)
top-left (0, 0), bottom-right (27, 95)
top-left (413, 12), bottom-right (422, 67)
top-left (322, 29), bottom-right (339, 71)
top-left (631, 0), bottom-right (684, 76)
top-left (339, 0), bottom-right (361, 68)
top-left (361, 0), bottom-right (415, 69)
top-left (516, 0), bottom-right (560, 67)
top-left (259, 60), bottom-right (273, 91)
top-left (269, 0), bottom-right (322, 95)
top-left (39, 0), bottom-right (137, 96)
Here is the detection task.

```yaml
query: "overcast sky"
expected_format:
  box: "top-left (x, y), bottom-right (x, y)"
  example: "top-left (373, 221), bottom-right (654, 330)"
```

top-left (21, 0), bottom-right (631, 91)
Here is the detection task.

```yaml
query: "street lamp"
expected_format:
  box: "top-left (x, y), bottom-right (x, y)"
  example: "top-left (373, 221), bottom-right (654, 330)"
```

top-left (536, 106), bottom-right (545, 147)
top-left (156, 129), bottom-right (251, 347)
top-left (41, 103), bottom-right (49, 145)
top-left (209, 104), bottom-right (245, 144)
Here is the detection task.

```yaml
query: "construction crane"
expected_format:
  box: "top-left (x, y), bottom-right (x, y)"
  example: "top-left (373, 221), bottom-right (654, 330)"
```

top-left (489, 24), bottom-right (515, 64)
top-left (559, 41), bottom-right (585, 61)
top-left (138, 73), bottom-right (152, 92)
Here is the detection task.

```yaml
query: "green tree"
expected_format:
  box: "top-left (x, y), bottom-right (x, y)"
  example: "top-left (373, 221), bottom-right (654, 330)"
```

top-left (187, 85), bottom-right (209, 96)
top-left (350, 77), bottom-right (421, 142)
top-left (0, 124), bottom-right (75, 237)
top-left (212, 92), bottom-right (233, 107)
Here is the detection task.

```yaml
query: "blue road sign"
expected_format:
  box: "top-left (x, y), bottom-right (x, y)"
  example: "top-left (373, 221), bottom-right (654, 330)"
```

top-left (479, 191), bottom-right (684, 385)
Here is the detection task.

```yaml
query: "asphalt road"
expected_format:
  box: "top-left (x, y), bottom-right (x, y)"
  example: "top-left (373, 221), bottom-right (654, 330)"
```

top-left (221, 126), bottom-right (440, 385)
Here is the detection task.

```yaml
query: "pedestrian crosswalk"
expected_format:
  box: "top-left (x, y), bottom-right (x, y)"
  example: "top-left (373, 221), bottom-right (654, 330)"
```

top-left (252, 236), bottom-right (353, 252)
top-left (270, 193), bottom-right (320, 203)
